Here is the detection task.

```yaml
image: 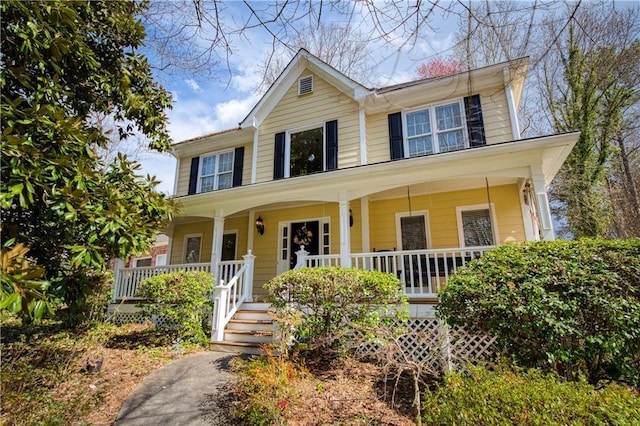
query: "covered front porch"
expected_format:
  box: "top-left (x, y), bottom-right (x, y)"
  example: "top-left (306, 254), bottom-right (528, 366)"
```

top-left (110, 133), bottom-right (576, 343)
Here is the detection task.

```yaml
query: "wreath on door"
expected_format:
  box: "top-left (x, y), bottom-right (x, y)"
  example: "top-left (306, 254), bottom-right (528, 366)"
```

top-left (293, 224), bottom-right (313, 246)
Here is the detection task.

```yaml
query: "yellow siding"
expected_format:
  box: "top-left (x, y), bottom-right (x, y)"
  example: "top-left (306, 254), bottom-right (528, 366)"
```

top-left (481, 90), bottom-right (512, 144)
top-left (369, 184), bottom-right (525, 250)
top-left (175, 142), bottom-right (253, 197)
top-left (170, 215), bottom-right (250, 264)
top-left (255, 70), bottom-right (361, 183)
top-left (171, 222), bottom-right (213, 264)
top-left (366, 111), bottom-right (389, 165)
top-left (366, 89), bottom-right (513, 164)
top-left (175, 156), bottom-right (190, 197)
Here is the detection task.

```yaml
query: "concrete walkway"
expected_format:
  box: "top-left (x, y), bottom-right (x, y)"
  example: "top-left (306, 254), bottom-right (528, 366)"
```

top-left (114, 351), bottom-right (240, 426)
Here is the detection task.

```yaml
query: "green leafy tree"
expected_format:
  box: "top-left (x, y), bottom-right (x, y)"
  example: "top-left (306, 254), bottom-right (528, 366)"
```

top-left (542, 14), bottom-right (639, 238)
top-left (1, 0), bottom-right (174, 322)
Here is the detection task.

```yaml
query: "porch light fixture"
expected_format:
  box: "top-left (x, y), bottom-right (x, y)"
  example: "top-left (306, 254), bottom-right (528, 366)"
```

top-left (349, 209), bottom-right (354, 227)
top-left (256, 215), bottom-right (265, 235)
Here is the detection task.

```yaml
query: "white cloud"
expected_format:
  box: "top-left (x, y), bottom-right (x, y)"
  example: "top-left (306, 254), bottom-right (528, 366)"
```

top-left (215, 96), bottom-right (259, 125)
top-left (166, 92), bottom-right (259, 143)
top-left (137, 152), bottom-right (177, 196)
top-left (185, 78), bottom-right (201, 92)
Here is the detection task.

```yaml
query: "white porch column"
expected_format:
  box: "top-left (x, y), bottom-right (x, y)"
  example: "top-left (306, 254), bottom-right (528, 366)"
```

top-left (339, 196), bottom-right (352, 267)
top-left (531, 173), bottom-right (555, 240)
top-left (211, 215), bottom-right (225, 278)
top-left (247, 210), bottom-right (256, 253)
top-left (360, 197), bottom-right (370, 253)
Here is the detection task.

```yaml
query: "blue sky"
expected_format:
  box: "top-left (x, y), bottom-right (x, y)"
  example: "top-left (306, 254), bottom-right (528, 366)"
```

top-left (136, 1), bottom-right (467, 194)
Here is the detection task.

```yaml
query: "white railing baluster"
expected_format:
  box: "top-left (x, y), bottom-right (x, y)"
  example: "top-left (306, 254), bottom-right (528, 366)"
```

top-left (113, 262), bottom-right (212, 300)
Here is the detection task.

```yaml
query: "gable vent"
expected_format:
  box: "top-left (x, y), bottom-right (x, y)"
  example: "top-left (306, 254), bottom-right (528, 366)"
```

top-left (298, 76), bottom-right (313, 95)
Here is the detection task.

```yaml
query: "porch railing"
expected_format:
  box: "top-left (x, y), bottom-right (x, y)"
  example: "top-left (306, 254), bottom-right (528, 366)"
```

top-left (211, 251), bottom-right (255, 341)
top-left (112, 262), bottom-right (212, 301)
top-left (300, 246), bottom-right (495, 298)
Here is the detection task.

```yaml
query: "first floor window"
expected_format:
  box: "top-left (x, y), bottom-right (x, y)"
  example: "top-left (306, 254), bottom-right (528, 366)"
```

top-left (458, 206), bottom-right (495, 247)
top-left (184, 234), bottom-right (202, 263)
top-left (400, 215), bottom-right (429, 250)
top-left (199, 150), bottom-right (234, 192)
top-left (133, 257), bottom-right (152, 267)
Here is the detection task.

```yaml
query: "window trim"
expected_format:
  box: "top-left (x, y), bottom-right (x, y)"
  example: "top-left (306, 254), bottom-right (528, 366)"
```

top-left (183, 233), bottom-right (203, 264)
top-left (197, 149), bottom-right (235, 193)
top-left (284, 122), bottom-right (326, 178)
top-left (394, 210), bottom-right (432, 250)
top-left (402, 99), bottom-right (468, 157)
top-left (456, 203), bottom-right (499, 247)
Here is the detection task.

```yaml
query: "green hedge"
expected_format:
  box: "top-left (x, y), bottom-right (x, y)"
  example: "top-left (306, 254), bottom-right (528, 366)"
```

top-left (265, 267), bottom-right (407, 351)
top-left (437, 238), bottom-right (640, 386)
top-left (136, 271), bottom-right (214, 344)
top-left (422, 365), bottom-right (640, 425)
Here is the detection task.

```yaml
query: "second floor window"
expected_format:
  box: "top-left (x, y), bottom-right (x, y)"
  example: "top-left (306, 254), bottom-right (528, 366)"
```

top-left (405, 100), bottom-right (466, 157)
top-left (290, 126), bottom-right (324, 177)
top-left (274, 120), bottom-right (338, 180)
top-left (199, 151), bottom-right (234, 192)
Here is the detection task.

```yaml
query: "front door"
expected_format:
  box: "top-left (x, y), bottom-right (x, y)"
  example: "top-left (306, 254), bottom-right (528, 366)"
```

top-left (289, 221), bottom-right (320, 269)
top-left (277, 218), bottom-right (330, 274)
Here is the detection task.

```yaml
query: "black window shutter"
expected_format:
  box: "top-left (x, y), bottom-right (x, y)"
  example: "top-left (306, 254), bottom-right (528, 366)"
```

top-left (325, 120), bottom-right (338, 170)
top-left (233, 147), bottom-right (244, 187)
top-left (388, 112), bottom-right (404, 160)
top-left (188, 157), bottom-right (199, 195)
top-left (274, 132), bottom-right (286, 179)
top-left (464, 95), bottom-right (486, 147)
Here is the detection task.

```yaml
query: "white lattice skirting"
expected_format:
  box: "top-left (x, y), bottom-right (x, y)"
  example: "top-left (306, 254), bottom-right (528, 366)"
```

top-left (108, 312), bottom-right (172, 328)
top-left (350, 319), bottom-right (496, 372)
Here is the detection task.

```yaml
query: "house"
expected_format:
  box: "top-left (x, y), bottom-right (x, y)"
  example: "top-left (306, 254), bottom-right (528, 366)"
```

top-left (110, 49), bottom-right (578, 352)
top-left (127, 234), bottom-right (169, 268)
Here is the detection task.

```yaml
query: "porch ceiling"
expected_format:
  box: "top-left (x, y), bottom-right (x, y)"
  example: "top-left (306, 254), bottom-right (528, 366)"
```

top-left (173, 132), bottom-right (578, 218)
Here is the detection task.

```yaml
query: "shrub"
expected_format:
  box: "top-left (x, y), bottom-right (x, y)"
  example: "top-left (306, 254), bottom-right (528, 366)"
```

top-left (265, 267), bottom-right (407, 352)
top-left (136, 271), bottom-right (214, 344)
top-left (437, 238), bottom-right (640, 386)
top-left (422, 365), bottom-right (640, 425)
top-left (233, 354), bottom-right (303, 425)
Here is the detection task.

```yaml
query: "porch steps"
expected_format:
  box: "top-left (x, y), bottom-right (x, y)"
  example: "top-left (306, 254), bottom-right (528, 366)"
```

top-left (210, 302), bottom-right (276, 355)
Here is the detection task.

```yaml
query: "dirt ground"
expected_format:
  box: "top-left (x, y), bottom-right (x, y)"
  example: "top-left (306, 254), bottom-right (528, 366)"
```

top-left (79, 350), bottom-right (415, 426)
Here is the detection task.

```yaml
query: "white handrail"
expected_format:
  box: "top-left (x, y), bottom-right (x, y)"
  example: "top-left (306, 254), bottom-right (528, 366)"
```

top-left (211, 251), bottom-right (255, 341)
